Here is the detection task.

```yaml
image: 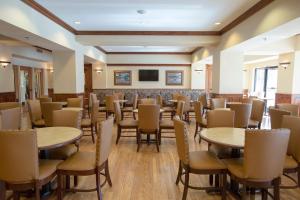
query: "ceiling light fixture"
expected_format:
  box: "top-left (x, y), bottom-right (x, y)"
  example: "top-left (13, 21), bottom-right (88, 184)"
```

top-left (279, 62), bottom-right (291, 69)
top-left (94, 68), bottom-right (103, 74)
top-left (194, 69), bottom-right (203, 73)
top-left (137, 10), bottom-right (146, 15)
top-left (215, 22), bottom-right (221, 25)
top-left (0, 61), bottom-right (11, 68)
top-left (74, 21), bottom-right (81, 25)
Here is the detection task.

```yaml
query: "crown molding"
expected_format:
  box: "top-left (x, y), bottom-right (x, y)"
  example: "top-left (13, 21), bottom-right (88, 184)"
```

top-left (107, 63), bottom-right (191, 67)
top-left (76, 31), bottom-right (220, 36)
top-left (106, 51), bottom-right (192, 55)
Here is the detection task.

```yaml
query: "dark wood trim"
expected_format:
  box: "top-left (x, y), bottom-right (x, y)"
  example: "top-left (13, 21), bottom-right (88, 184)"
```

top-left (0, 92), bottom-right (16, 103)
top-left (191, 47), bottom-right (203, 54)
top-left (76, 31), bottom-right (220, 36)
top-left (21, 0), bottom-right (76, 34)
top-left (33, 45), bottom-right (52, 53)
top-left (220, 0), bottom-right (275, 34)
top-left (107, 52), bottom-right (192, 55)
top-left (107, 63), bottom-right (191, 67)
top-left (52, 93), bottom-right (84, 102)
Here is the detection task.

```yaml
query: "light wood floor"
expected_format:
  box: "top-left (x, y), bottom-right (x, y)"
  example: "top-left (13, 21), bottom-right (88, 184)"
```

top-left (18, 112), bottom-right (300, 200)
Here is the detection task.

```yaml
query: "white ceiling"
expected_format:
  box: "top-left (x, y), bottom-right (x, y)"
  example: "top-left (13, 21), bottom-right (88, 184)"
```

top-left (35, 0), bottom-right (259, 31)
top-left (101, 45), bottom-right (197, 52)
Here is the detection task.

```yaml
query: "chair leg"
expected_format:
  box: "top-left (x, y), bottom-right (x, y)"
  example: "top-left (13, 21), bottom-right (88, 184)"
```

top-left (66, 175), bottom-right (70, 190)
top-left (74, 176), bottom-right (78, 187)
top-left (0, 181), bottom-right (6, 200)
top-left (116, 126), bottom-right (121, 144)
top-left (182, 170), bottom-right (189, 200)
top-left (133, 112), bottom-right (136, 120)
top-left (209, 175), bottom-right (214, 186)
top-left (241, 184), bottom-right (247, 200)
top-left (158, 129), bottom-right (162, 145)
top-left (261, 189), bottom-right (268, 200)
top-left (137, 131), bottom-right (141, 152)
top-left (91, 125), bottom-right (95, 144)
top-left (221, 173), bottom-right (226, 200)
top-left (105, 160), bottom-right (112, 187)
top-left (13, 191), bottom-right (20, 200)
top-left (35, 182), bottom-right (40, 200)
top-left (96, 171), bottom-right (103, 200)
top-left (57, 173), bottom-right (63, 200)
top-left (194, 123), bottom-right (198, 139)
top-left (155, 131), bottom-right (160, 152)
top-left (273, 178), bottom-right (280, 200)
top-left (175, 161), bottom-right (182, 185)
top-left (298, 168), bottom-right (300, 187)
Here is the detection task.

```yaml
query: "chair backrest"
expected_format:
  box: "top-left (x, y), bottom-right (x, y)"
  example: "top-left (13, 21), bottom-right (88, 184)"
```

top-left (38, 97), bottom-right (52, 104)
top-left (198, 95), bottom-right (208, 107)
top-left (210, 98), bottom-right (226, 110)
top-left (229, 103), bottom-right (252, 128)
top-left (140, 98), bottom-right (156, 105)
top-left (176, 101), bottom-right (185, 120)
top-left (241, 98), bottom-right (253, 104)
top-left (250, 99), bottom-right (265, 123)
top-left (156, 95), bottom-right (163, 107)
top-left (177, 95), bottom-right (190, 112)
top-left (91, 100), bottom-right (100, 124)
top-left (0, 102), bottom-right (20, 110)
top-left (138, 104), bottom-right (160, 132)
top-left (194, 101), bottom-right (205, 124)
top-left (174, 118), bottom-right (190, 165)
top-left (207, 110), bottom-right (235, 128)
top-left (172, 93), bottom-right (180, 100)
top-left (0, 130), bottom-right (39, 183)
top-left (89, 93), bottom-right (98, 110)
top-left (0, 107), bottom-right (21, 130)
top-left (41, 102), bottom-right (63, 127)
top-left (27, 100), bottom-right (43, 122)
top-left (67, 97), bottom-right (83, 108)
top-left (53, 110), bottom-right (82, 128)
top-left (277, 104), bottom-right (299, 116)
top-left (133, 94), bottom-right (139, 109)
top-left (113, 101), bottom-right (122, 124)
top-left (269, 107), bottom-right (291, 129)
top-left (105, 95), bottom-right (115, 112)
top-left (113, 92), bottom-right (124, 100)
top-left (244, 129), bottom-right (290, 181)
top-left (95, 117), bottom-right (114, 166)
top-left (281, 115), bottom-right (300, 162)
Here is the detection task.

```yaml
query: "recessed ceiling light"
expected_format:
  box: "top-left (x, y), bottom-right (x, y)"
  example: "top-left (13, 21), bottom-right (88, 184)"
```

top-left (215, 22), bottom-right (221, 25)
top-left (74, 21), bottom-right (81, 25)
top-left (137, 10), bottom-right (146, 15)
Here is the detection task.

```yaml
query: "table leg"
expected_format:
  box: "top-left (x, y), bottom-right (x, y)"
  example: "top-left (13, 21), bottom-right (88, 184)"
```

top-left (39, 150), bottom-right (52, 197)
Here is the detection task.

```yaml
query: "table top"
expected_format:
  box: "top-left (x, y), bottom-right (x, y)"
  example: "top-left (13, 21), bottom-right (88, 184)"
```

top-left (200, 127), bottom-right (245, 149)
top-left (36, 127), bottom-right (82, 150)
top-left (214, 108), bottom-right (231, 111)
top-left (168, 99), bottom-right (194, 103)
top-left (133, 108), bottom-right (165, 113)
top-left (62, 107), bottom-right (84, 111)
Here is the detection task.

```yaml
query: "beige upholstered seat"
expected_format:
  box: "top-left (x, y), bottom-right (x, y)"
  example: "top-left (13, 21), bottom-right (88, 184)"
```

top-left (57, 117), bottom-right (114, 200)
top-left (113, 92), bottom-right (125, 108)
top-left (210, 98), bottom-right (226, 110)
top-left (269, 107), bottom-right (291, 129)
top-left (27, 100), bottom-right (46, 128)
top-left (41, 102), bottom-right (63, 127)
top-left (139, 98), bottom-right (156, 105)
top-left (0, 130), bottom-right (62, 200)
top-left (224, 129), bottom-right (290, 200)
top-left (105, 95), bottom-right (115, 118)
top-left (193, 101), bottom-right (207, 142)
top-left (0, 107), bottom-right (21, 130)
top-left (122, 93), bottom-right (138, 119)
top-left (137, 104), bottom-right (160, 152)
top-left (277, 103), bottom-right (299, 116)
top-left (281, 115), bottom-right (300, 188)
top-left (248, 99), bottom-right (265, 129)
top-left (229, 103), bottom-right (252, 128)
top-left (177, 95), bottom-right (192, 122)
top-left (67, 97), bottom-right (83, 108)
top-left (114, 101), bottom-right (138, 144)
top-left (173, 119), bottom-right (226, 200)
top-left (199, 94), bottom-right (211, 111)
top-left (0, 102), bottom-right (20, 110)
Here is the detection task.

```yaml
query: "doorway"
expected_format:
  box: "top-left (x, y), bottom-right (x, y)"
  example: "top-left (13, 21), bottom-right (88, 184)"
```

top-left (84, 64), bottom-right (93, 106)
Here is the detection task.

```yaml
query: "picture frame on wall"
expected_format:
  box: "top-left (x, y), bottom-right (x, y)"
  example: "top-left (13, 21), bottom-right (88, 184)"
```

top-left (166, 70), bottom-right (184, 85)
top-left (114, 70), bottom-right (132, 86)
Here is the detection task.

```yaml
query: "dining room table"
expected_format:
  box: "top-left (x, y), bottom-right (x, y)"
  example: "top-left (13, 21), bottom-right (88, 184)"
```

top-left (133, 108), bottom-right (165, 113)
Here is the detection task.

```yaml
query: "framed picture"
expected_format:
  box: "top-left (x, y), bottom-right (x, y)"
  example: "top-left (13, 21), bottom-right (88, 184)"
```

top-left (166, 70), bottom-right (184, 85)
top-left (114, 70), bottom-right (132, 86)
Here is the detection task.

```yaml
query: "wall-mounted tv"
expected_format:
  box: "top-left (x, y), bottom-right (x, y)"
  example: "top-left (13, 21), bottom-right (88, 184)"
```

top-left (138, 70), bottom-right (159, 81)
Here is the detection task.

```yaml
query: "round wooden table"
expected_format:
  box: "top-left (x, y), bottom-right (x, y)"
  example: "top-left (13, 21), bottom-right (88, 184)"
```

top-left (133, 108), bottom-right (165, 113)
top-left (200, 127), bottom-right (245, 149)
top-left (36, 127), bottom-right (82, 150)
top-left (62, 107), bottom-right (83, 111)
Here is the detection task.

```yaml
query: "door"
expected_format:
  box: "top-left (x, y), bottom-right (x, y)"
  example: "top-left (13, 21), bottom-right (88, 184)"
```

top-left (84, 64), bottom-right (93, 106)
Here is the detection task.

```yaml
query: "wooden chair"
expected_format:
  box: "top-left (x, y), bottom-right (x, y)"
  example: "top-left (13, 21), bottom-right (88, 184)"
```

top-left (0, 107), bottom-right (21, 130)
top-left (27, 100), bottom-right (45, 128)
top-left (193, 101), bottom-right (207, 142)
top-left (224, 129), bottom-right (290, 200)
top-left (281, 115), bottom-right (300, 188)
top-left (198, 94), bottom-right (211, 113)
top-left (137, 104), bottom-right (160, 152)
top-left (114, 101), bottom-right (138, 144)
top-left (177, 95), bottom-right (192, 122)
top-left (229, 103), bottom-right (252, 128)
top-left (57, 117), bottom-right (114, 200)
top-left (0, 130), bottom-right (62, 200)
top-left (210, 98), bottom-right (226, 110)
top-left (173, 119), bottom-right (226, 200)
top-left (139, 98), bottom-right (156, 105)
top-left (158, 101), bottom-right (185, 144)
top-left (248, 99), bottom-right (265, 129)
top-left (105, 95), bottom-right (115, 118)
top-left (269, 107), bottom-right (291, 129)
top-left (277, 103), bottom-right (299, 116)
top-left (122, 93), bottom-right (138, 119)
top-left (38, 97), bottom-right (52, 104)
top-left (41, 102), bottom-right (63, 127)
top-left (67, 97), bottom-right (83, 108)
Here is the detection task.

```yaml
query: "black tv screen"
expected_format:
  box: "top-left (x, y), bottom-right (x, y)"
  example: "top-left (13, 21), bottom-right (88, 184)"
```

top-left (139, 70), bottom-right (159, 81)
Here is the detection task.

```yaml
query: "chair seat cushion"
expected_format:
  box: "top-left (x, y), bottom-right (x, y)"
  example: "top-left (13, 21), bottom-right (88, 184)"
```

top-left (223, 158), bottom-right (245, 179)
top-left (58, 151), bottom-right (96, 172)
top-left (189, 151), bottom-right (226, 170)
top-left (284, 155), bottom-right (298, 169)
top-left (120, 119), bottom-right (138, 127)
top-left (248, 119), bottom-right (259, 128)
top-left (33, 119), bottom-right (45, 126)
top-left (48, 144), bottom-right (77, 160)
top-left (39, 159), bottom-right (63, 180)
top-left (122, 107), bottom-right (133, 112)
top-left (160, 119), bottom-right (174, 128)
top-left (81, 118), bottom-right (91, 127)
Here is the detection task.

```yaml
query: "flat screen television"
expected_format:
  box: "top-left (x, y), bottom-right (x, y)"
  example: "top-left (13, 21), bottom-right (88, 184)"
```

top-left (139, 70), bottom-right (159, 81)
